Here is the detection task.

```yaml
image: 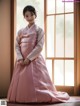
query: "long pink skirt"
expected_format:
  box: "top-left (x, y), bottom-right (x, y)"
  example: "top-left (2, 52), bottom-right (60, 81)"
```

top-left (7, 53), bottom-right (80, 103)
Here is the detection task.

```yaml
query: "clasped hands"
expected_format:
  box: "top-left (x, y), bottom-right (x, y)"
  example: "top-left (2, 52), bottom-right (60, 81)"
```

top-left (17, 58), bottom-right (31, 66)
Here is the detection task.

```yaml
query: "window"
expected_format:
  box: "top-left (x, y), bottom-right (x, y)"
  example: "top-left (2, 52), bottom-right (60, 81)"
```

top-left (45, 0), bottom-right (74, 87)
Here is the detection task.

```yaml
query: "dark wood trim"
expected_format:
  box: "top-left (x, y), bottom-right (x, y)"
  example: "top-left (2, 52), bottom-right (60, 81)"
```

top-left (56, 86), bottom-right (74, 96)
top-left (75, 2), bottom-right (80, 96)
top-left (10, 0), bottom-right (16, 80)
top-left (74, 1), bottom-right (77, 95)
top-left (46, 57), bottom-right (74, 60)
top-left (46, 12), bottom-right (74, 16)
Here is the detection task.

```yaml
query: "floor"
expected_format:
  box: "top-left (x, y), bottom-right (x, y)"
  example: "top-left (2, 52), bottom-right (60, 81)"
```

top-left (0, 97), bottom-right (80, 106)
top-left (7, 102), bottom-right (80, 106)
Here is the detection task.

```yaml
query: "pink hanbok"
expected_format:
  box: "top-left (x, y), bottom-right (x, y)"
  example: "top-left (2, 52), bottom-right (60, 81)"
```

top-left (7, 23), bottom-right (80, 103)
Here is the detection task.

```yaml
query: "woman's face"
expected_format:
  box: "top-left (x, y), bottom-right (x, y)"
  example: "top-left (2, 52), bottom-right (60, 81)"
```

top-left (24, 11), bottom-right (36, 24)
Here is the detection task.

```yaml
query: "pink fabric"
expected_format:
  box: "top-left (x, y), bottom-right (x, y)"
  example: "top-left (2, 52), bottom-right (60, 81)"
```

top-left (7, 23), bottom-right (80, 103)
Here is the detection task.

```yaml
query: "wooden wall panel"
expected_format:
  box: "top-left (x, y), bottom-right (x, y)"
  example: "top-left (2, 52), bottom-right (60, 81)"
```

top-left (0, 0), bottom-right (11, 97)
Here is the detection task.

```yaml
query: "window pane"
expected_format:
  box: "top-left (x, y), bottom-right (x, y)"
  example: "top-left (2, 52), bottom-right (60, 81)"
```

top-left (65, 2), bottom-right (74, 12)
top-left (56, 15), bottom-right (64, 57)
top-left (65, 60), bottom-right (74, 86)
top-left (54, 60), bottom-right (64, 85)
top-left (65, 14), bottom-right (74, 57)
top-left (47, 16), bottom-right (54, 57)
top-left (46, 60), bottom-right (52, 80)
top-left (56, 0), bottom-right (64, 13)
top-left (47, 0), bottom-right (55, 14)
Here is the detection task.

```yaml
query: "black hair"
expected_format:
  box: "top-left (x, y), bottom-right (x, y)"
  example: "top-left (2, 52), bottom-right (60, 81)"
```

top-left (23, 5), bottom-right (37, 18)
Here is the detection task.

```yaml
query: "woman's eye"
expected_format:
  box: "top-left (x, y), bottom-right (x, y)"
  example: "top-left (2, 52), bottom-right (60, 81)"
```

top-left (26, 15), bottom-right (28, 17)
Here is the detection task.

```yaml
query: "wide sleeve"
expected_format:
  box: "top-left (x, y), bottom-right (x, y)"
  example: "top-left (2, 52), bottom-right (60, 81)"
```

top-left (15, 29), bottom-right (23, 61)
top-left (26, 27), bottom-right (45, 61)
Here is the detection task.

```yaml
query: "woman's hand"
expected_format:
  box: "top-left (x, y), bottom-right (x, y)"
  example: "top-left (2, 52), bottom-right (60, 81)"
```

top-left (23, 58), bottom-right (31, 65)
top-left (17, 59), bottom-right (24, 66)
